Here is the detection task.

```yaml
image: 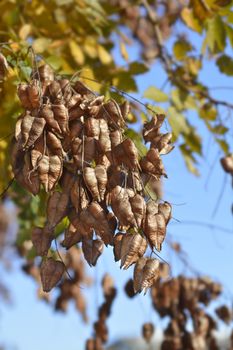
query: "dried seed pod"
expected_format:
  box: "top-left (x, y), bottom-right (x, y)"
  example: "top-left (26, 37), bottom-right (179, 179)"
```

top-left (28, 79), bottom-right (41, 109)
top-left (142, 323), bottom-right (155, 343)
top-left (129, 194), bottom-right (146, 228)
top-left (152, 132), bottom-right (174, 155)
top-left (134, 257), bottom-right (160, 293)
top-left (102, 273), bottom-right (115, 297)
top-left (17, 83), bottom-right (32, 109)
top-left (140, 148), bottom-right (166, 177)
top-left (46, 131), bottom-right (64, 157)
top-left (48, 155), bottom-right (63, 191)
top-left (70, 177), bottom-right (89, 212)
top-left (124, 279), bottom-right (136, 298)
top-left (82, 238), bottom-right (104, 266)
top-left (102, 99), bottom-right (125, 128)
top-left (31, 149), bottom-right (43, 168)
top-left (0, 53), bottom-right (8, 80)
top-left (88, 202), bottom-right (114, 245)
top-left (22, 116), bottom-right (46, 149)
top-left (110, 186), bottom-right (137, 228)
top-left (120, 232), bottom-right (147, 269)
top-left (31, 226), bottom-right (54, 256)
top-left (14, 152), bottom-right (40, 195)
top-left (83, 167), bottom-right (100, 201)
top-left (95, 165), bottom-right (107, 201)
top-left (98, 119), bottom-right (111, 153)
top-left (62, 222), bottom-right (82, 249)
top-left (120, 100), bottom-right (130, 120)
top-left (48, 80), bottom-right (63, 102)
top-left (85, 338), bottom-right (103, 350)
top-left (40, 258), bottom-right (65, 292)
top-left (37, 155), bottom-right (50, 191)
top-left (110, 129), bottom-right (122, 148)
top-left (67, 93), bottom-right (82, 109)
top-left (85, 117), bottom-right (100, 138)
top-left (15, 117), bottom-right (23, 141)
top-left (39, 105), bottom-right (61, 133)
top-left (133, 257), bottom-right (147, 293)
top-left (46, 191), bottom-right (69, 229)
top-left (94, 320), bottom-right (108, 344)
top-left (111, 138), bottom-right (140, 170)
top-left (59, 79), bottom-right (72, 103)
top-left (215, 305), bottom-right (232, 324)
top-left (37, 64), bottom-right (54, 81)
top-left (74, 80), bottom-right (95, 98)
top-left (113, 232), bottom-right (124, 262)
top-left (53, 104), bottom-right (69, 134)
top-left (220, 154), bottom-right (233, 175)
top-left (143, 114), bottom-right (165, 142)
top-left (158, 201), bottom-right (172, 224)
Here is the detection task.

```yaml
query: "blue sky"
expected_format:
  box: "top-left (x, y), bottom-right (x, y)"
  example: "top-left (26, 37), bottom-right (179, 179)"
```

top-left (0, 29), bottom-right (233, 350)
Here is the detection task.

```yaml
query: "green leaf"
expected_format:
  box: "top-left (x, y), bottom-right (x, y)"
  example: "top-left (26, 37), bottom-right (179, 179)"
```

top-left (206, 16), bottom-right (226, 53)
top-left (180, 144), bottom-right (200, 176)
top-left (129, 62), bottom-right (149, 75)
top-left (46, 56), bottom-right (63, 70)
top-left (167, 106), bottom-right (190, 138)
top-left (206, 121), bottom-right (228, 134)
top-left (225, 23), bottom-right (233, 48)
top-left (216, 54), bottom-right (233, 75)
top-left (144, 86), bottom-right (168, 103)
top-left (216, 139), bottom-right (229, 153)
top-left (173, 39), bottom-right (193, 60)
top-left (32, 38), bottom-right (51, 53)
top-left (199, 103), bottom-right (217, 121)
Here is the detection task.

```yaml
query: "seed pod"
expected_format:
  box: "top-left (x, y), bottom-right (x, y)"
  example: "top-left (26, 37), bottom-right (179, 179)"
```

top-left (112, 138), bottom-right (140, 170)
top-left (110, 186), bottom-right (137, 228)
top-left (143, 115), bottom-right (165, 142)
top-left (53, 104), bottom-right (69, 134)
top-left (85, 117), bottom-right (100, 138)
top-left (98, 119), bottom-right (111, 153)
top-left (113, 232), bottom-right (124, 262)
top-left (28, 79), bottom-right (41, 109)
top-left (39, 105), bottom-right (61, 133)
top-left (74, 80), bottom-right (95, 98)
top-left (82, 238), bottom-right (104, 266)
top-left (158, 202), bottom-right (172, 224)
top-left (151, 132), bottom-right (174, 155)
top-left (110, 129), bottom-right (122, 148)
top-left (95, 165), bottom-right (107, 201)
top-left (31, 149), bottom-right (43, 168)
top-left (133, 257), bottom-right (147, 293)
top-left (48, 80), bottom-right (63, 102)
top-left (83, 167), bottom-right (100, 201)
top-left (129, 194), bottom-right (146, 228)
top-left (144, 202), bottom-right (167, 251)
top-left (142, 323), bottom-right (155, 343)
top-left (85, 338), bottom-right (103, 350)
top-left (14, 152), bottom-right (40, 195)
top-left (133, 257), bottom-right (159, 293)
top-left (0, 53), bottom-right (8, 80)
top-left (59, 79), bottom-right (72, 104)
top-left (140, 148), bottom-right (166, 177)
top-left (62, 222), bottom-right (82, 249)
top-left (37, 64), bottom-right (54, 82)
top-left (40, 258), bottom-right (65, 292)
top-left (15, 117), bottom-right (23, 141)
top-left (102, 99), bottom-right (125, 129)
top-left (31, 226), bottom-right (54, 256)
top-left (48, 155), bottom-right (62, 191)
top-left (88, 202), bottom-right (114, 245)
top-left (220, 154), bottom-right (233, 175)
top-left (46, 131), bottom-right (64, 157)
top-left (46, 191), bottom-right (69, 229)
top-left (37, 155), bottom-right (50, 191)
top-left (17, 83), bottom-right (32, 109)
top-left (120, 232), bottom-right (147, 269)
top-left (120, 100), bottom-right (130, 120)
top-left (70, 177), bottom-right (89, 212)
top-left (22, 116), bottom-right (46, 149)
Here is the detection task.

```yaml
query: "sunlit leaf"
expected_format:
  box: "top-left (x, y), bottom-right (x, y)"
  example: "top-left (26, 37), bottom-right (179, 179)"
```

top-left (69, 40), bottom-right (85, 65)
top-left (206, 15), bottom-right (226, 53)
top-left (173, 39), bottom-right (193, 60)
top-left (216, 54), bottom-right (233, 75)
top-left (144, 86), bottom-right (168, 103)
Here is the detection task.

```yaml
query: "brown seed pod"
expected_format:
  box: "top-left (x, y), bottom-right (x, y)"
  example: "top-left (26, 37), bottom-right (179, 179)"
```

top-left (110, 186), bottom-right (137, 228)
top-left (40, 258), bottom-right (65, 292)
top-left (67, 93), bottom-right (82, 110)
top-left (62, 222), bottom-right (82, 249)
top-left (95, 165), bottom-right (107, 201)
top-left (158, 201), bottom-right (172, 224)
top-left (120, 100), bottom-right (130, 120)
top-left (101, 99), bottom-right (125, 129)
top-left (83, 167), bottom-right (100, 201)
top-left (74, 80), bottom-right (95, 98)
top-left (85, 338), bottom-right (103, 350)
top-left (88, 202), bottom-right (114, 245)
top-left (113, 232), bottom-right (124, 262)
top-left (140, 148), bottom-right (166, 177)
top-left (46, 191), bottom-right (69, 229)
top-left (39, 105), bottom-right (62, 134)
top-left (98, 119), bottom-right (111, 153)
top-left (31, 226), bottom-right (54, 256)
top-left (142, 323), bottom-right (155, 343)
top-left (220, 154), bottom-right (233, 175)
top-left (129, 194), bottom-right (146, 228)
top-left (82, 238), bottom-right (104, 266)
top-left (85, 117), bottom-right (100, 138)
top-left (70, 177), bottom-right (89, 212)
top-left (23, 116), bottom-right (46, 149)
top-left (124, 279), bottom-right (136, 298)
top-left (144, 202), bottom-right (167, 251)
top-left (59, 79), bottom-right (72, 104)
top-left (143, 114), bottom-right (165, 142)
top-left (120, 232), bottom-right (147, 269)
top-left (48, 80), bottom-right (63, 102)
top-left (48, 155), bottom-right (63, 191)
top-left (110, 129), bottom-right (123, 148)
top-left (134, 257), bottom-right (160, 293)
top-left (53, 104), bottom-right (69, 134)
top-left (15, 152), bottom-right (40, 195)
top-left (37, 155), bottom-right (50, 191)
top-left (17, 84), bottom-right (32, 110)
top-left (36, 64), bottom-right (54, 82)
top-left (111, 138), bottom-right (140, 170)
top-left (46, 131), bottom-right (64, 157)
top-left (151, 132), bottom-right (174, 155)
top-left (0, 53), bottom-right (8, 80)
top-left (28, 79), bottom-right (41, 109)
top-left (15, 117), bottom-right (23, 141)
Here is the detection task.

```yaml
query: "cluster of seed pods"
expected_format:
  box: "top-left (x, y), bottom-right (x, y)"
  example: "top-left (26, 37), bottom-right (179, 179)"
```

top-left (11, 64), bottom-right (173, 294)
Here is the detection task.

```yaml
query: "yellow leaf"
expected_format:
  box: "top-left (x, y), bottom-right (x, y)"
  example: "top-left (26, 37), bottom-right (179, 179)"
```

top-left (33, 38), bottom-right (51, 53)
top-left (78, 67), bottom-right (101, 93)
top-left (181, 8), bottom-right (202, 33)
top-left (120, 41), bottom-right (129, 61)
top-left (97, 44), bottom-right (112, 65)
top-left (69, 40), bottom-right (85, 66)
top-left (83, 38), bottom-right (98, 59)
top-left (19, 24), bottom-right (31, 40)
